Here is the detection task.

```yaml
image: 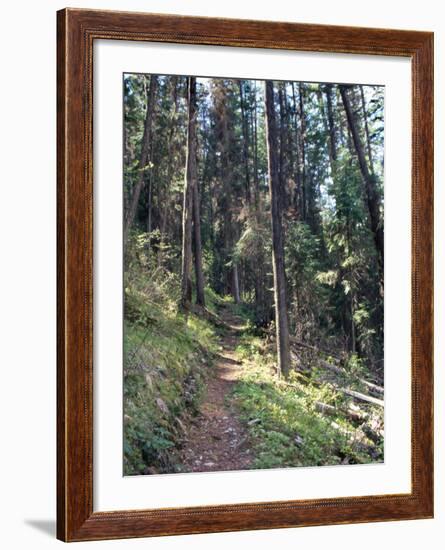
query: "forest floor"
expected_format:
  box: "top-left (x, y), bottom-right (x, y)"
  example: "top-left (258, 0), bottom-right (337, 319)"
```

top-left (124, 286), bottom-right (384, 476)
top-left (180, 307), bottom-right (254, 472)
top-left (178, 300), bottom-right (384, 473)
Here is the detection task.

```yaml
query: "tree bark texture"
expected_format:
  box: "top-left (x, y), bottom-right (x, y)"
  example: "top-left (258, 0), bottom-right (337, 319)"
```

top-left (360, 85), bottom-right (375, 176)
top-left (238, 80), bottom-right (251, 205)
top-left (265, 80), bottom-right (291, 378)
top-left (181, 76), bottom-right (196, 309)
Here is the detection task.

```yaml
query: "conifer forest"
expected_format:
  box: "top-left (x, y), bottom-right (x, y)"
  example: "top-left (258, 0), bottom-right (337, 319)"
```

top-left (123, 73), bottom-right (384, 476)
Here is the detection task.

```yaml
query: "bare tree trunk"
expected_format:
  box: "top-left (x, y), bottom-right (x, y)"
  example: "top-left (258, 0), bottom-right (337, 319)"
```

top-left (192, 180), bottom-right (206, 306)
top-left (238, 80), bottom-right (251, 205)
top-left (252, 81), bottom-right (260, 213)
top-left (340, 85), bottom-right (384, 283)
top-left (158, 76), bottom-right (179, 267)
top-left (278, 83), bottom-right (288, 210)
top-left (351, 293), bottom-right (357, 353)
top-left (146, 161), bottom-right (153, 234)
top-left (360, 85), bottom-right (375, 175)
top-left (265, 80), bottom-right (291, 378)
top-left (316, 86), bottom-right (329, 132)
top-left (146, 161), bottom-right (153, 255)
top-left (232, 264), bottom-right (241, 304)
top-left (291, 83), bottom-right (303, 219)
top-left (181, 77), bottom-right (196, 309)
top-left (250, 82), bottom-right (266, 321)
top-left (316, 85), bottom-right (335, 175)
top-left (324, 84), bottom-right (337, 165)
top-left (185, 78), bottom-right (206, 307)
top-left (124, 75), bottom-right (158, 243)
top-left (213, 80), bottom-right (240, 303)
top-left (298, 83), bottom-right (307, 222)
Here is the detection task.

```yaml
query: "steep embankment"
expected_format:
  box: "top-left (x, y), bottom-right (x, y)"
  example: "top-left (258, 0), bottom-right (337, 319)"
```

top-left (123, 290), bottom-right (220, 475)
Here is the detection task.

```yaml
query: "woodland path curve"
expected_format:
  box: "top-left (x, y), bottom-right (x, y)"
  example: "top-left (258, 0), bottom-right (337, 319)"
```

top-left (180, 307), bottom-right (253, 473)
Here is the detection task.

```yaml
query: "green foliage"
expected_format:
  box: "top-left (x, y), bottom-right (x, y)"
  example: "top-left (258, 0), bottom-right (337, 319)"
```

top-left (285, 221), bottom-right (335, 342)
top-left (124, 232), bottom-right (181, 326)
top-left (234, 217), bottom-right (271, 264)
top-left (232, 334), bottom-right (383, 469)
top-left (202, 286), bottom-right (226, 315)
top-left (343, 353), bottom-right (367, 379)
top-left (123, 238), bottom-right (219, 475)
top-left (122, 75), bottom-right (385, 474)
top-left (316, 153), bottom-right (383, 362)
top-left (124, 316), bottom-right (215, 475)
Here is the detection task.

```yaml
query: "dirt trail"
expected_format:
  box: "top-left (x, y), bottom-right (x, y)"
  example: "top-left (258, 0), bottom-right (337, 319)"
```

top-left (180, 308), bottom-right (253, 473)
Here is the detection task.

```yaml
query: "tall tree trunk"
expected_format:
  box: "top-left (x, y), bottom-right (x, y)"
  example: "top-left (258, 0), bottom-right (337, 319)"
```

top-left (278, 83), bottom-right (288, 210)
top-left (350, 293), bottom-right (357, 353)
top-left (316, 85), bottom-right (335, 175)
top-left (146, 138), bottom-right (155, 259)
top-left (252, 81), bottom-right (260, 213)
top-left (265, 80), bottom-right (291, 378)
top-left (232, 264), bottom-right (241, 304)
top-left (186, 79), bottom-right (206, 307)
top-left (324, 84), bottom-right (337, 166)
top-left (213, 80), bottom-right (240, 302)
top-left (238, 80), bottom-right (251, 305)
top-left (180, 77), bottom-right (196, 309)
top-left (192, 180), bottom-right (205, 306)
top-left (124, 75), bottom-right (158, 243)
top-left (238, 80), bottom-right (251, 205)
top-left (145, 160), bottom-right (153, 255)
top-left (291, 83), bottom-right (303, 219)
top-left (146, 157), bottom-right (153, 234)
top-left (192, 183), bottom-right (206, 307)
top-left (360, 85), bottom-right (375, 176)
top-left (298, 83), bottom-right (307, 222)
top-left (340, 85), bottom-right (384, 283)
top-left (251, 81), bottom-right (266, 321)
top-left (300, 86), bottom-right (317, 230)
top-left (158, 76), bottom-right (179, 266)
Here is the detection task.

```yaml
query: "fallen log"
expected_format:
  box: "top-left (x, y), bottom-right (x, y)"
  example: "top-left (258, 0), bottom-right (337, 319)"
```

top-left (338, 387), bottom-right (384, 407)
top-left (290, 338), bottom-right (384, 392)
top-left (357, 378), bottom-right (385, 397)
top-left (358, 379), bottom-right (384, 397)
top-left (290, 338), bottom-right (342, 362)
top-left (315, 403), bottom-right (383, 453)
top-left (283, 376), bottom-right (383, 408)
top-left (315, 401), bottom-right (367, 423)
top-left (316, 361), bottom-right (384, 397)
top-left (361, 424), bottom-right (383, 445)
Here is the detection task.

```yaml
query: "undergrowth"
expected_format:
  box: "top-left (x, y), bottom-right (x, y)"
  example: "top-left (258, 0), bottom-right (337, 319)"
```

top-left (123, 234), bottom-right (383, 475)
top-left (123, 249), bottom-right (219, 475)
top-left (231, 330), bottom-right (384, 470)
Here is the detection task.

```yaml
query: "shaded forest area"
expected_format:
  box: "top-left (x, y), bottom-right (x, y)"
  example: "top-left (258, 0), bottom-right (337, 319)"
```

top-left (123, 74), bottom-right (384, 476)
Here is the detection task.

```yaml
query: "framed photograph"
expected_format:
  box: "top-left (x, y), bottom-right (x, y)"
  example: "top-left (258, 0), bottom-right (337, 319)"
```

top-left (57, 8), bottom-right (433, 542)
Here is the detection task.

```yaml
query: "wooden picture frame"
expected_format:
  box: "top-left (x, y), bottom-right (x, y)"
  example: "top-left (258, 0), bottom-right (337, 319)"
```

top-left (57, 8), bottom-right (434, 542)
